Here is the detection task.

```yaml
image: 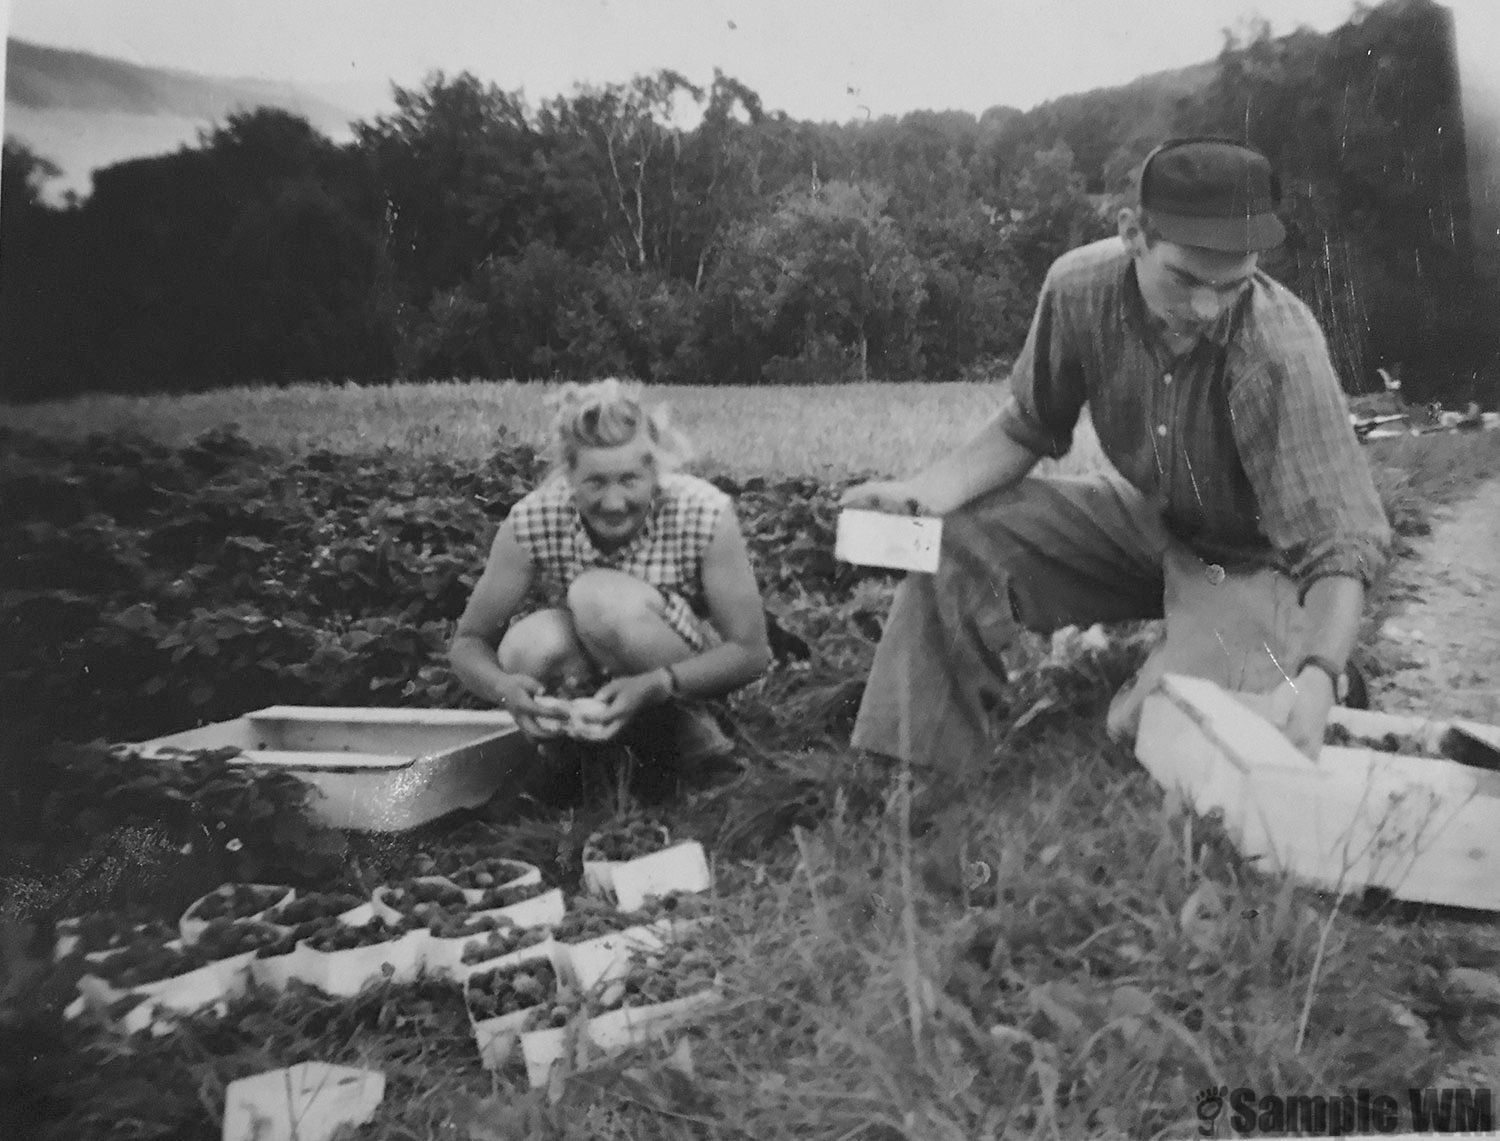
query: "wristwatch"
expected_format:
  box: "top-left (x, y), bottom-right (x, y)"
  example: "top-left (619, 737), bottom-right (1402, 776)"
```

top-left (1294, 654), bottom-right (1344, 692)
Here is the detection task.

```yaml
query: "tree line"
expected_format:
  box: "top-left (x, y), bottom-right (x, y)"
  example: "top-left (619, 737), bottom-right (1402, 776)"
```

top-left (2, 0), bottom-right (1493, 404)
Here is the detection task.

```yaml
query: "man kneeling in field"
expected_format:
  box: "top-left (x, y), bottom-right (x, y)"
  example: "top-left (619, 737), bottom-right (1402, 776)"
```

top-left (450, 379), bottom-right (771, 796)
top-left (843, 138), bottom-right (1392, 778)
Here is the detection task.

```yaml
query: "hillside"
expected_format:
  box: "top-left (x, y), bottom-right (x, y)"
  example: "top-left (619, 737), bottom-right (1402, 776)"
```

top-left (4, 38), bottom-right (364, 202)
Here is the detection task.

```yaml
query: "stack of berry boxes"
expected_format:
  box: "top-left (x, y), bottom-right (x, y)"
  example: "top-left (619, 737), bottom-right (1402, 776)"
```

top-left (60, 815), bottom-right (721, 1085)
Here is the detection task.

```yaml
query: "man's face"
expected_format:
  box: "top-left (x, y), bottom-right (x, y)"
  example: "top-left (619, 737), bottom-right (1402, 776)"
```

top-left (1123, 212), bottom-right (1258, 338)
top-left (569, 433), bottom-right (658, 547)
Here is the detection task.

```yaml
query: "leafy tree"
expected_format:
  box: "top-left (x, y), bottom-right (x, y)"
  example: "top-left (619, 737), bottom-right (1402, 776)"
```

top-left (356, 72), bottom-right (546, 303)
top-left (1175, 0), bottom-right (1488, 401)
top-left (536, 70), bottom-right (704, 277)
top-left (700, 180), bottom-right (925, 384)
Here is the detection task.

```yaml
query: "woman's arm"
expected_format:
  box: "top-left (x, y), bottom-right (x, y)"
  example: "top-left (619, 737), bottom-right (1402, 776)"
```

top-left (449, 521), bottom-right (542, 708)
top-left (669, 504), bottom-right (774, 698)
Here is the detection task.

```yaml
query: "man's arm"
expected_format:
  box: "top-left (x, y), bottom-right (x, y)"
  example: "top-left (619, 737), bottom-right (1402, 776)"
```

top-left (843, 260), bottom-right (1081, 515)
top-left (1228, 300), bottom-right (1392, 757)
top-left (842, 418), bottom-right (1043, 516)
top-left (1279, 574), bottom-right (1365, 757)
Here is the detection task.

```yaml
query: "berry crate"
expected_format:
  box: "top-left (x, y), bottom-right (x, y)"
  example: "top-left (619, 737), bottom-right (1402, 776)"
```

top-left (1136, 674), bottom-right (1500, 910)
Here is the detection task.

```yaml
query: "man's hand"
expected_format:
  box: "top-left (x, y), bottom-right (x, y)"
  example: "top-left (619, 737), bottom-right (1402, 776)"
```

top-left (493, 673), bottom-right (563, 739)
top-left (1269, 666), bottom-right (1337, 759)
top-left (839, 479), bottom-right (930, 515)
top-left (590, 670), bottom-right (673, 740)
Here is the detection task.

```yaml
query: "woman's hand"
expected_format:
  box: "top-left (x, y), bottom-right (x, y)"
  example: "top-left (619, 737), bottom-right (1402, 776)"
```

top-left (493, 673), bottom-right (566, 739)
top-left (839, 479), bottom-right (929, 515)
top-left (589, 669), bottom-right (673, 739)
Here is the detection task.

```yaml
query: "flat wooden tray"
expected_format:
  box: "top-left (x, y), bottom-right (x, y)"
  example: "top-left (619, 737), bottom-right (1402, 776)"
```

top-left (1136, 675), bottom-right (1500, 911)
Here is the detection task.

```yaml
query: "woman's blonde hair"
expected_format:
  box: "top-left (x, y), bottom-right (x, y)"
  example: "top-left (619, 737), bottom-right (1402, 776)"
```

top-left (545, 378), bottom-right (692, 474)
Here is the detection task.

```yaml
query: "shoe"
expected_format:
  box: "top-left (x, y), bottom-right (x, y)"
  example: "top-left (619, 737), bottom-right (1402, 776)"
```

top-left (672, 702), bottom-right (736, 765)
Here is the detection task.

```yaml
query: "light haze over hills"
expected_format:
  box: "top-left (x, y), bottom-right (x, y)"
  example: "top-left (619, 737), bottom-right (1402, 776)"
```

top-left (5, 33), bottom-right (1225, 207)
top-left (4, 39), bottom-right (369, 203)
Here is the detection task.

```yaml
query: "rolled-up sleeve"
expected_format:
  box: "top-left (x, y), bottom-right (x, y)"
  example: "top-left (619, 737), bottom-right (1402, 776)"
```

top-left (997, 264), bottom-right (1087, 461)
top-left (1228, 309), bottom-right (1392, 597)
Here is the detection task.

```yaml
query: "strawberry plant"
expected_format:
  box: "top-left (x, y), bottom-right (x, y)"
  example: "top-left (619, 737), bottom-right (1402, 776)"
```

top-left (464, 960), bottom-right (559, 1022)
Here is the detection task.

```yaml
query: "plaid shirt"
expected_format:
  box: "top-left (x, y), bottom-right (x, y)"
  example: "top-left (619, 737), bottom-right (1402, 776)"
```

top-left (997, 238), bottom-right (1392, 594)
top-left (509, 471), bottom-right (730, 650)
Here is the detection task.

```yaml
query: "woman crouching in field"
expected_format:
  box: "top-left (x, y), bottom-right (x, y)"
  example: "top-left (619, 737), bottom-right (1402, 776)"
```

top-left (449, 378), bottom-right (771, 796)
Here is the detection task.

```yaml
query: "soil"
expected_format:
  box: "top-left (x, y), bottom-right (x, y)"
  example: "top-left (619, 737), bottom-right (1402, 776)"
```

top-left (1369, 475), bottom-right (1500, 725)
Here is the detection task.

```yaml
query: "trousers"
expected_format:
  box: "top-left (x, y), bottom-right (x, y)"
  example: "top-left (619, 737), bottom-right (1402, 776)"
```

top-left (849, 471), bottom-right (1310, 770)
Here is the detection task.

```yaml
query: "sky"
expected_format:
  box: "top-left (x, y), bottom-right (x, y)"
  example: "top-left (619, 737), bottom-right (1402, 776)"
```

top-left (2, 0), bottom-right (1407, 124)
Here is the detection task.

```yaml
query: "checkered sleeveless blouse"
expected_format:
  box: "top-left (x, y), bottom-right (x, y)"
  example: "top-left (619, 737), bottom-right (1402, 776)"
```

top-left (509, 471), bottom-right (731, 650)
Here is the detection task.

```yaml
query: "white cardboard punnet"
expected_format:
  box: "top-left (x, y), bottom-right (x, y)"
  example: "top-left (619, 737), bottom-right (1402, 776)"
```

top-left (835, 509), bottom-right (942, 573)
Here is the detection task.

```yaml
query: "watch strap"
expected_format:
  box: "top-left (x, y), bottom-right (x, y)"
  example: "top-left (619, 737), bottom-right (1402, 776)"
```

top-left (1295, 653), bottom-right (1344, 692)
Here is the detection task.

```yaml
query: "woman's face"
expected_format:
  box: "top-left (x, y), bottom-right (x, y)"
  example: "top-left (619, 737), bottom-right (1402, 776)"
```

top-left (569, 432), bottom-right (659, 547)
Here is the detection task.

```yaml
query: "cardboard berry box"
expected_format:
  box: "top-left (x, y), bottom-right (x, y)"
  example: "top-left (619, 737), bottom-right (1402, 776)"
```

top-left (556, 895), bottom-right (714, 991)
top-left (464, 946), bottom-right (573, 1071)
top-left (179, 884), bottom-right (295, 946)
top-left (1136, 674), bottom-right (1500, 910)
top-left (583, 818), bottom-right (715, 909)
top-left (77, 931), bottom-right (270, 1033)
top-left (297, 917), bottom-right (428, 996)
top-left (425, 914), bottom-right (556, 980)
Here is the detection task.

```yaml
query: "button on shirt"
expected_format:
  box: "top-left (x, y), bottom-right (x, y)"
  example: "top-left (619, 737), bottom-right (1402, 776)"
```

top-left (995, 238), bottom-right (1391, 594)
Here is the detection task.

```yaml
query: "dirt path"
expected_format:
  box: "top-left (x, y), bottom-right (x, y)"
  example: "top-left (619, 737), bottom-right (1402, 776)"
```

top-left (1370, 475), bottom-right (1500, 724)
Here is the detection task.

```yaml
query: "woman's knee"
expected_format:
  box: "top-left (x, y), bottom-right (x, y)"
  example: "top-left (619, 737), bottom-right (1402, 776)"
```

top-left (498, 610), bottom-right (586, 682)
top-left (567, 570), bottom-right (664, 644)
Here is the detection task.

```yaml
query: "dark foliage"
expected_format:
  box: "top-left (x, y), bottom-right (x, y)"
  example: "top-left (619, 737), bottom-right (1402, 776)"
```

top-left (3, 0), bottom-right (1492, 402)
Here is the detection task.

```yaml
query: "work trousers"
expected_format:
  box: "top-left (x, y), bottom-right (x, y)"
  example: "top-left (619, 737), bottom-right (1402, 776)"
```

top-left (850, 472), bottom-right (1310, 771)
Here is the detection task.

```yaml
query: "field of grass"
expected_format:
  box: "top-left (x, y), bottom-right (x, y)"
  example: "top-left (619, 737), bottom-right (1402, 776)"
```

top-left (1, 379), bottom-right (1112, 479)
top-left (5, 387), bottom-right (1500, 1140)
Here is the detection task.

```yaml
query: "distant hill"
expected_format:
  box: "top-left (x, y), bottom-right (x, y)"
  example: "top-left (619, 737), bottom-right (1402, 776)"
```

top-left (4, 38), bottom-right (366, 203)
top-left (989, 58), bottom-right (1220, 193)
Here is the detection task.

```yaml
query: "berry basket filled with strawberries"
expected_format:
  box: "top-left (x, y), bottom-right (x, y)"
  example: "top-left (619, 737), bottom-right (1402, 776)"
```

top-left (180, 884), bottom-right (295, 945)
top-left (464, 949), bottom-right (574, 1071)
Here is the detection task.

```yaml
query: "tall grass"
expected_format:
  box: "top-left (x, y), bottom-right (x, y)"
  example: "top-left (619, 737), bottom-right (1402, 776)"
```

top-left (0, 379), bottom-right (1111, 479)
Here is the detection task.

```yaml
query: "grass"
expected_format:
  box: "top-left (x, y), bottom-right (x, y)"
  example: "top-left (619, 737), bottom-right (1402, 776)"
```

top-left (0, 379), bottom-right (1113, 479)
top-left (6, 390), bottom-right (1500, 1139)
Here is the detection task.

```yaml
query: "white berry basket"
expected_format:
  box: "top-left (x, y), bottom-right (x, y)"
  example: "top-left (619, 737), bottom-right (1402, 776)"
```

top-left (592, 842), bottom-right (713, 912)
top-left (430, 928), bottom-right (557, 981)
top-left (179, 884), bottom-right (295, 946)
top-left (298, 927), bottom-right (428, 996)
top-left (249, 941), bottom-right (318, 993)
top-left (581, 826), bottom-right (673, 898)
top-left (559, 921), bottom-right (671, 993)
top-left (464, 944), bottom-right (570, 1071)
top-left (834, 508), bottom-right (943, 573)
